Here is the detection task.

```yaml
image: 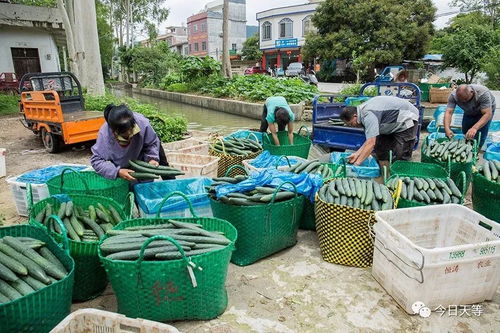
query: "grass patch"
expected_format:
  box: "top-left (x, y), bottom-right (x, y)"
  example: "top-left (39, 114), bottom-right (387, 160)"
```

top-left (0, 94), bottom-right (19, 116)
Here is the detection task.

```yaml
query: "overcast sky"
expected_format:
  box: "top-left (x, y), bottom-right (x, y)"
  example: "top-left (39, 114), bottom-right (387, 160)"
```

top-left (159, 0), bottom-right (459, 32)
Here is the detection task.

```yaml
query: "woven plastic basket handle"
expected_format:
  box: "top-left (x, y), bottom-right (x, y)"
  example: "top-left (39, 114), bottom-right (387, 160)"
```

top-left (135, 235), bottom-right (198, 288)
top-left (59, 168), bottom-right (90, 193)
top-left (45, 215), bottom-right (71, 254)
top-left (297, 125), bottom-right (310, 138)
top-left (246, 132), bottom-right (260, 143)
top-left (210, 137), bottom-right (227, 155)
top-left (224, 165), bottom-right (248, 177)
top-left (457, 171), bottom-right (467, 204)
top-left (155, 191), bottom-right (198, 218)
top-left (265, 181), bottom-right (299, 234)
top-left (368, 223), bottom-right (425, 284)
top-left (274, 155), bottom-right (291, 168)
top-left (124, 192), bottom-right (135, 219)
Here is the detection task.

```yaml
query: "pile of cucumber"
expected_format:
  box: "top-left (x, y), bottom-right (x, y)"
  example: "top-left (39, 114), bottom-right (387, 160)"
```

top-left (282, 159), bottom-right (339, 179)
top-left (34, 201), bottom-right (123, 242)
top-left (128, 160), bottom-right (184, 180)
top-left (424, 139), bottom-right (475, 163)
top-left (209, 186), bottom-right (297, 206)
top-left (0, 236), bottom-right (68, 304)
top-left (386, 176), bottom-right (462, 204)
top-left (211, 137), bottom-right (262, 156)
top-left (318, 178), bottom-right (393, 211)
top-left (478, 160), bottom-right (500, 183)
top-left (100, 220), bottom-right (230, 261)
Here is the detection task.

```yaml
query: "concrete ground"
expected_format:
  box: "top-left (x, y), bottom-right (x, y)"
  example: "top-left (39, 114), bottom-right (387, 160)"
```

top-left (0, 116), bottom-right (498, 332)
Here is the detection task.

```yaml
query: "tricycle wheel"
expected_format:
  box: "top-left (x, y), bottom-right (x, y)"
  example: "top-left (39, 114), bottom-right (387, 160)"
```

top-left (41, 128), bottom-right (61, 153)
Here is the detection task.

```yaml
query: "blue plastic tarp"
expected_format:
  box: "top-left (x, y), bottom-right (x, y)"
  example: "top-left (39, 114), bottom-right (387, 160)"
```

top-left (225, 130), bottom-right (263, 143)
top-left (215, 169), bottom-right (323, 202)
top-left (485, 143), bottom-right (500, 161)
top-left (16, 164), bottom-right (88, 184)
top-left (134, 177), bottom-right (213, 215)
top-left (330, 152), bottom-right (380, 178)
top-left (249, 151), bottom-right (300, 169)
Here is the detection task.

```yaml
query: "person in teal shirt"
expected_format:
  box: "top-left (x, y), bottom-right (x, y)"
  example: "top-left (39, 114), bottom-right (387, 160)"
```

top-left (259, 96), bottom-right (295, 145)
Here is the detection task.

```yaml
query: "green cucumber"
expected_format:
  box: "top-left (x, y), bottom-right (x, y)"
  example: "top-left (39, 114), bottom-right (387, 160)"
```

top-left (21, 275), bottom-right (48, 291)
top-left (70, 215), bottom-right (84, 237)
top-left (0, 262), bottom-right (18, 282)
top-left (336, 179), bottom-right (345, 195)
top-left (130, 172), bottom-right (158, 180)
top-left (0, 279), bottom-right (22, 301)
top-left (57, 202), bottom-right (67, 218)
top-left (63, 218), bottom-right (81, 242)
top-left (328, 181), bottom-right (339, 197)
top-left (82, 217), bottom-right (105, 239)
top-left (0, 242), bottom-right (50, 283)
top-left (260, 191), bottom-right (296, 202)
top-left (364, 181), bottom-right (373, 205)
top-left (10, 278), bottom-right (35, 296)
top-left (0, 251), bottom-right (27, 275)
top-left (39, 247), bottom-right (67, 275)
top-left (108, 206), bottom-right (122, 225)
top-left (373, 182), bottom-right (382, 201)
top-left (447, 179), bottom-right (462, 198)
top-left (88, 205), bottom-right (97, 221)
top-left (65, 201), bottom-right (73, 217)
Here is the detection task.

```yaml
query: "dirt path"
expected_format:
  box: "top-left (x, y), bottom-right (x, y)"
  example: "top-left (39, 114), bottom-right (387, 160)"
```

top-left (0, 116), bottom-right (91, 224)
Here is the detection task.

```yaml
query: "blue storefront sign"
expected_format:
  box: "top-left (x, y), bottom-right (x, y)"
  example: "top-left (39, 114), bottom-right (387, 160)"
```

top-left (275, 38), bottom-right (298, 48)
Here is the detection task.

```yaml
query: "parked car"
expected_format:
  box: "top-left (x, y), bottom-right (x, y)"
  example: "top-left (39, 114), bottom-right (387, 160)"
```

top-left (244, 66), bottom-right (267, 75)
top-left (285, 62), bottom-right (304, 77)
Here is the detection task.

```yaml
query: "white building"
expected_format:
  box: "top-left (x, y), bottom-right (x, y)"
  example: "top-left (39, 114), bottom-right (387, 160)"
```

top-left (188, 0), bottom-right (247, 60)
top-left (0, 3), bottom-right (64, 77)
top-left (256, 0), bottom-right (322, 70)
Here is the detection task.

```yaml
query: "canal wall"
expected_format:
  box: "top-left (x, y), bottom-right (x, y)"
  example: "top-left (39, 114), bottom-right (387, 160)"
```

top-left (131, 87), bottom-right (305, 120)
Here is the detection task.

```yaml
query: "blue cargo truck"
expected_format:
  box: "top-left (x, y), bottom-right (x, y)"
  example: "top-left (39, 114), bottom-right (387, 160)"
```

top-left (312, 82), bottom-right (424, 151)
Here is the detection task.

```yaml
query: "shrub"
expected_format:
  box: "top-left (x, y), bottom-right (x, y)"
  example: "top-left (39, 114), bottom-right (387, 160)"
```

top-left (84, 93), bottom-right (187, 143)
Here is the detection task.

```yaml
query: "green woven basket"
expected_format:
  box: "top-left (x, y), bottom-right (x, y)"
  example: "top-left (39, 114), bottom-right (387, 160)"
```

top-left (0, 220), bottom-right (75, 333)
top-left (421, 137), bottom-right (478, 193)
top-left (385, 162), bottom-right (466, 208)
top-left (299, 163), bottom-right (345, 231)
top-left (46, 168), bottom-right (130, 206)
top-left (28, 193), bottom-right (133, 301)
top-left (210, 181), bottom-right (305, 266)
top-left (262, 126), bottom-right (312, 159)
top-left (472, 172), bottom-right (500, 222)
top-left (99, 192), bottom-right (237, 322)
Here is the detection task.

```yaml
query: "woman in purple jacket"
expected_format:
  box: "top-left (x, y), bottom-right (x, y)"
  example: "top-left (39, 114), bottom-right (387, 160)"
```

top-left (90, 104), bottom-right (168, 181)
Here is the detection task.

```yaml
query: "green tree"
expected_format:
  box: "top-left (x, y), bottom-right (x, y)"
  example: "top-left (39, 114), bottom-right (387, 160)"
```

top-left (303, 0), bottom-right (436, 80)
top-left (96, 0), bottom-right (114, 79)
top-left (482, 48), bottom-right (500, 89)
top-left (241, 33), bottom-right (263, 61)
top-left (451, 0), bottom-right (499, 27)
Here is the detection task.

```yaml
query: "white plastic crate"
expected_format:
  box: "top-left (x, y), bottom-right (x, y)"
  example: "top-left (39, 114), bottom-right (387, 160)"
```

top-left (139, 204), bottom-right (213, 218)
top-left (6, 164), bottom-right (90, 217)
top-left (163, 137), bottom-right (209, 155)
top-left (243, 156), bottom-right (308, 174)
top-left (50, 308), bottom-right (179, 333)
top-left (372, 204), bottom-right (500, 314)
top-left (166, 152), bottom-right (219, 179)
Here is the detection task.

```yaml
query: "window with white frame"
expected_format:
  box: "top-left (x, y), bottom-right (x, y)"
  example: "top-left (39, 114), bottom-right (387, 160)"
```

top-left (279, 18), bottom-right (293, 38)
top-left (262, 21), bottom-right (272, 41)
top-left (303, 15), bottom-right (314, 35)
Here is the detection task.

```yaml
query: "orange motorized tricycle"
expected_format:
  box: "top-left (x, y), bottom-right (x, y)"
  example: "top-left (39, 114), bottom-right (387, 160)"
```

top-left (19, 72), bottom-right (105, 153)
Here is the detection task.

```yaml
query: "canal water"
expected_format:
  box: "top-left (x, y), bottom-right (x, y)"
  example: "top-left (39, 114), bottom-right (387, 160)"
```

top-left (113, 88), bottom-right (268, 135)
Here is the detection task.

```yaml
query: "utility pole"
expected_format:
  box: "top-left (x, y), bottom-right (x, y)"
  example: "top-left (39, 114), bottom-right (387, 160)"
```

top-left (221, 0), bottom-right (232, 78)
